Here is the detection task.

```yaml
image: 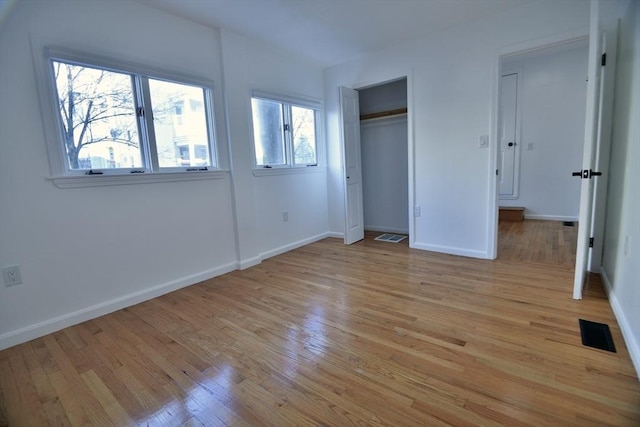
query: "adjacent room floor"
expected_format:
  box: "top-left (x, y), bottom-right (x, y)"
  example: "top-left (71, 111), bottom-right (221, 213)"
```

top-left (498, 219), bottom-right (578, 266)
top-left (1, 224), bottom-right (638, 426)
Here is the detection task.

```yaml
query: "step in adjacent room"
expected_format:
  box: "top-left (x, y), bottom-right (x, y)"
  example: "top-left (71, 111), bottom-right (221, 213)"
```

top-left (499, 206), bottom-right (524, 222)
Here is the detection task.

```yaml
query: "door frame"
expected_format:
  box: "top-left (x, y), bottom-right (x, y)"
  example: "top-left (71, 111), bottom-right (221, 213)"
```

top-left (340, 71), bottom-right (415, 247)
top-left (488, 28), bottom-right (589, 260)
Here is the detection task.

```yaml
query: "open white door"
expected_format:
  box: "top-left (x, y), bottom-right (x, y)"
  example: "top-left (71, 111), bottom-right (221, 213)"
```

top-left (339, 86), bottom-right (365, 245)
top-left (574, 0), bottom-right (603, 299)
top-left (589, 23), bottom-right (618, 273)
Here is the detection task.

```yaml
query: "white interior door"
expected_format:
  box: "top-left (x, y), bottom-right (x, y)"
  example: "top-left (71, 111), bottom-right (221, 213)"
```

top-left (574, 0), bottom-right (602, 299)
top-left (588, 24), bottom-right (618, 273)
top-left (499, 73), bottom-right (519, 198)
top-left (340, 86), bottom-right (365, 244)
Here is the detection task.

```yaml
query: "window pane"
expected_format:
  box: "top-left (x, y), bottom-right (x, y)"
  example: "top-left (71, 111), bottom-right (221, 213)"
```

top-left (51, 61), bottom-right (142, 170)
top-left (252, 98), bottom-right (285, 166)
top-left (149, 79), bottom-right (211, 168)
top-left (291, 106), bottom-right (317, 165)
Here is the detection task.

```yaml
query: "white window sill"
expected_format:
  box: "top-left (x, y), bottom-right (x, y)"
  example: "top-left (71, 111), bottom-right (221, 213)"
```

top-left (252, 166), bottom-right (326, 177)
top-left (49, 169), bottom-right (229, 188)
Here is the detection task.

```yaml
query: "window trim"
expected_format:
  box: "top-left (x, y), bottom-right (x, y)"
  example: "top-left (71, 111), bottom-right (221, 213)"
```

top-left (49, 169), bottom-right (228, 189)
top-left (34, 44), bottom-right (224, 186)
top-left (250, 90), bottom-right (323, 172)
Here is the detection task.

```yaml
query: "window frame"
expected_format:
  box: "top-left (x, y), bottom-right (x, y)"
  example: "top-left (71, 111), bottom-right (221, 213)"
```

top-left (250, 90), bottom-right (322, 172)
top-left (35, 46), bottom-right (226, 187)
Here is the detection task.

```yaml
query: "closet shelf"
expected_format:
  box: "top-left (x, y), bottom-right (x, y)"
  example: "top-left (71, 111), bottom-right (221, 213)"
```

top-left (360, 107), bottom-right (407, 121)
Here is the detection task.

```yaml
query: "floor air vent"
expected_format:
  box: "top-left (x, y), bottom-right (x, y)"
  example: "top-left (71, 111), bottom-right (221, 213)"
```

top-left (374, 234), bottom-right (407, 243)
top-left (579, 319), bottom-right (616, 352)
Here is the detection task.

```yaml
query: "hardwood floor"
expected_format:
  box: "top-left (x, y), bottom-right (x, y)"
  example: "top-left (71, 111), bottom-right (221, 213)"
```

top-left (498, 219), bottom-right (578, 266)
top-left (1, 229), bottom-right (638, 426)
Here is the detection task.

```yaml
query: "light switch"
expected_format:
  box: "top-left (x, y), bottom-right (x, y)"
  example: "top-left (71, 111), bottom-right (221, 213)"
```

top-left (479, 135), bottom-right (489, 148)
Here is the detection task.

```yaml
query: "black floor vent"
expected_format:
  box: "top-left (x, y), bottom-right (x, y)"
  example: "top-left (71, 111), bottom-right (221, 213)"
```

top-left (563, 221), bottom-right (575, 227)
top-left (579, 319), bottom-right (616, 352)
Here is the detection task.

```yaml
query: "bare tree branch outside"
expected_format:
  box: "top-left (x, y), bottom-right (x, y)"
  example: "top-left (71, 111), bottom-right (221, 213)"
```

top-left (52, 60), bottom-right (212, 170)
top-left (52, 60), bottom-right (142, 169)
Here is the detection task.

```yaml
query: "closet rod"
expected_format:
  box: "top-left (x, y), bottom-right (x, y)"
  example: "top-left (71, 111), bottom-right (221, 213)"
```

top-left (360, 107), bottom-right (407, 121)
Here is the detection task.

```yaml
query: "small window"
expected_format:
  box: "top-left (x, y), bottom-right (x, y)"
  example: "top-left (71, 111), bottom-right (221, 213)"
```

top-left (46, 49), bottom-right (218, 177)
top-left (251, 93), bottom-right (319, 168)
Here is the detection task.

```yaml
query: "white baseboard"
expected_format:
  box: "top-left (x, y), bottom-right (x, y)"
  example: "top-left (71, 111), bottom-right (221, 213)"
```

top-left (0, 231), bottom-right (342, 351)
top-left (0, 231), bottom-right (342, 350)
top-left (411, 242), bottom-right (489, 259)
top-left (326, 231), bottom-right (344, 239)
top-left (259, 232), bottom-right (333, 261)
top-left (365, 226), bottom-right (409, 235)
top-left (238, 256), bottom-right (261, 270)
top-left (0, 262), bottom-right (237, 351)
top-left (601, 268), bottom-right (640, 379)
top-left (524, 214), bottom-right (579, 221)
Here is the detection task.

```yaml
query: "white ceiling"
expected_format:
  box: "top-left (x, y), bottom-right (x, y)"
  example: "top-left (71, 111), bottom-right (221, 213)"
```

top-left (136, 0), bottom-right (537, 67)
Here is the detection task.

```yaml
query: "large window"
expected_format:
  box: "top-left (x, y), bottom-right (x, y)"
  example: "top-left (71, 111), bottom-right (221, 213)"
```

top-left (45, 49), bottom-right (218, 177)
top-left (251, 93), bottom-right (319, 168)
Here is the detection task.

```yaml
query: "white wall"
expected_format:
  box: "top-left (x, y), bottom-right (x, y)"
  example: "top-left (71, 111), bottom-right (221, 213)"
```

top-left (219, 30), bottom-right (329, 262)
top-left (361, 116), bottom-right (409, 234)
top-left (500, 41), bottom-right (588, 221)
top-left (0, 0), bottom-right (328, 349)
top-left (601, 0), bottom-right (640, 377)
top-left (325, 0), bottom-right (596, 258)
top-left (0, 0), bottom-right (236, 348)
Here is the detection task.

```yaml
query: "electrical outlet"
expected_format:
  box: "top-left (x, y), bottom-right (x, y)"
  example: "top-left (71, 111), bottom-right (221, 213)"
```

top-left (282, 211), bottom-right (289, 222)
top-left (2, 266), bottom-right (22, 287)
top-left (414, 206), bottom-right (421, 217)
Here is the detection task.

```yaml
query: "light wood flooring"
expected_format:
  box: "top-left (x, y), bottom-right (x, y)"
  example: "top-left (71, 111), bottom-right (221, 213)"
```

top-left (1, 225), bottom-right (638, 426)
top-left (498, 219), bottom-right (578, 266)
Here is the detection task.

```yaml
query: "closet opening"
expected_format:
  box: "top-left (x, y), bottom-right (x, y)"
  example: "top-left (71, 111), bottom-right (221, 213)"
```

top-left (358, 78), bottom-right (409, 243)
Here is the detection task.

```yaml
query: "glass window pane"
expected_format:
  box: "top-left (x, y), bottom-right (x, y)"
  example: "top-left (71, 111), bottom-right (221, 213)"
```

top-left (51, 60), bottom-right (142, 170)
top-left (252, 98), bottom-right (285, 166)
top-left (291, 106), bottom-right (317, 165)
top-left (149, 79), bottom-right (211, 168)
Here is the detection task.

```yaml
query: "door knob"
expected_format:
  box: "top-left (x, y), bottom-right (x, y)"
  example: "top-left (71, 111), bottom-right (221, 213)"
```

top-left (508, 142), bottom-right (515, 147)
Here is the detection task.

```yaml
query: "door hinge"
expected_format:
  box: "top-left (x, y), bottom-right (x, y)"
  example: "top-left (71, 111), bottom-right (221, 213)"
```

top-left (601, 53), bottom-right (606, 66)
top-left (137, 107), bottom-right (145, 117)
top-left (589, 237), bottom-right (594, 248)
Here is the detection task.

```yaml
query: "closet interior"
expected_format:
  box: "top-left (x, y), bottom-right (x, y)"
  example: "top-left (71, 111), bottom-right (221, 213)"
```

top-left (358, 78), bottom-right (409, 236)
